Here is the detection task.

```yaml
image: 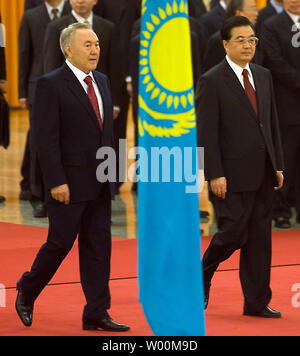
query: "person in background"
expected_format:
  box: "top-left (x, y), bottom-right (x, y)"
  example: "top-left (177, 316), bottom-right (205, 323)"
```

top-left (196, 16), bottom-right (284, 318)
top-left (18, 0), bottom-right (71, 217)
top-left (262, 0), bottom-right (300, 228)
top-left (201, 0), bottom-right (228, 40)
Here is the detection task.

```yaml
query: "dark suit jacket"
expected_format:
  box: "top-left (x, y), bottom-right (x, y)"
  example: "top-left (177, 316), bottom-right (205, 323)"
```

top-left (0, 22), bottom-right (5, 80)
top-left (0, 47), bottom-right (5, 81)
top-left (24, 0), bottom-right (43, 11)
top-left (262, 11), bottom-right (300, 125)
top-left (18, 2), bottom-right (71, 104)
top-left (201, 3), bottom-right (226, 40)
top-left (188, 0), bottom-right (207, 19)
top-left (256, 2), bottom-right (278, 37)
top-left (196, 59), bottom-right (284, 192)
top-left (32, 63), bottom-right (115, 202)
top-left (43, 13), bottom-right (120, 106)
top-left (93, 0), bottom-right (124, 25)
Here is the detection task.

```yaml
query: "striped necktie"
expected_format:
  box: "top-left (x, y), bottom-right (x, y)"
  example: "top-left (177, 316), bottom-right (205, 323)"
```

top-left (51, 8), bottom-right (59, 21)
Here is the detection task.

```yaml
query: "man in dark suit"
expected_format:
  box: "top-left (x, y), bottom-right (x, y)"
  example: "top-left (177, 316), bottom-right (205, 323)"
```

top-left (262, 0), bottom-right (300, 228)
top-left (196, 16), bottom-right (284, 318)
top-left (19, 0), bottom-right (71, 216)
top-left (15, 23), bottom-right (130, 332)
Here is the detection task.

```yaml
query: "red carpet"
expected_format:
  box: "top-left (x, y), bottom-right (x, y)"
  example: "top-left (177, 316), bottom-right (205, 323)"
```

top-left (0, 222), bottom-right (300, 336)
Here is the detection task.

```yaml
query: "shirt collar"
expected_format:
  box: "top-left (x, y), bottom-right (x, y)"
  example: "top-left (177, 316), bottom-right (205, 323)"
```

top-left (270, 0), bottom-right (284, 14)
top-left (65, 59), bottom-right (95, 84)
top-left (285, 10), bottom-right (300, 26)
top-left (44, 0), bottom-right (65, 19)
top-left (226, 55), bottom-right (252, 79)
top-left (219, 0), bottom-right (227, 10)
top-left (71, 9), bottom-right (93, 26)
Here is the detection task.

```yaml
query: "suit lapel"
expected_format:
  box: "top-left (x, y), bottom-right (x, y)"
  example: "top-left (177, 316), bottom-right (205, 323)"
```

top-left (93, 72), bottom-right (109, 132)
top-left (250, 64), bottom-right (266, 121)
top-left (281, 10), bottom-right (296, 29)
top-left (62, 64), bottom-right (101, 131)
top-left (39, 3), bottom-right (52, 22)
top-left (222, 60), bottom-right (257, 118)
top-left (62, 1), bottom-right (71, 16)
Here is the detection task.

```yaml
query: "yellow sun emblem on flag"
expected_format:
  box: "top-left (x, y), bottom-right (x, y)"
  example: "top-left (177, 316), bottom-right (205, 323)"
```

top-left (138, 0), bottom-right (196, 138)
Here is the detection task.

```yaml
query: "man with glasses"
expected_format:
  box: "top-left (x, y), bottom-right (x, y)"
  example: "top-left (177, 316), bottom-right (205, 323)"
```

top-left (196, 16), bottom-right (284, 318)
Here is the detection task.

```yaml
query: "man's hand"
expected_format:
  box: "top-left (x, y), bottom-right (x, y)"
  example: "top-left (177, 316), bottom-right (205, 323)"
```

top-left (126, 82), bottom-right (133, 97)
top-left (274, 171), bottom-right (284, 190)
top-left (113, 107), bottom-right (120, 119)
top-left (50, 184), bottom-right (70, 205)
top-left (210, 177), bottom-right (227, 199)
top-left (19, 98), bottom-right (29, 109)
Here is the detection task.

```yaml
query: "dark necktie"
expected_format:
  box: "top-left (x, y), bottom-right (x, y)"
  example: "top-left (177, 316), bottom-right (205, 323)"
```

top-left (242, 69), bottom-right (258, 116)
top-left (51, 8), bottom-right (59, 21)
top-left (84, 75), bottom-right (103, 131)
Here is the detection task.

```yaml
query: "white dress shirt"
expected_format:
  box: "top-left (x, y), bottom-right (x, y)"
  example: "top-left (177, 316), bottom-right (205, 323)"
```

top-left (66, 59), bottom-right (104, 122)
top-left (285, 10), bottom-right (300, 30)
top-left (270, 0), bottom-right (283, 14)
top-left (219, 0), bottom-right (227, 10)
top-left (226, 55), bottom-right (256, 91)
top-left (71, 10), bottom-right (94, 26)
top-left (44, 0), bottom-right (66, 20)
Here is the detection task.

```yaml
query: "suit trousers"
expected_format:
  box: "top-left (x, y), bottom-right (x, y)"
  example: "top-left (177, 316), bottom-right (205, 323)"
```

top-left (202, 162), bottom-right (274, 312)
top-left (18, 184), bottom-right (112, 321)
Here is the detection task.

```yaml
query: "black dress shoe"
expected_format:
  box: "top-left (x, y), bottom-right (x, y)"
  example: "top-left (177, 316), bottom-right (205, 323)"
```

top-left (244, 305), bottom-right (281, 318)
top-left (83, 316), bottom-right (130, 332)
top-left (274, 216), bottom-right (291, 229)
top-left (0, 195), bottom-right (5, 203)
top-left (204, 283), bottom-right (211, 310)
top-left (15, 285), bottom-right (34, 327)
top-left (32, 202), bottom-right (47, 218)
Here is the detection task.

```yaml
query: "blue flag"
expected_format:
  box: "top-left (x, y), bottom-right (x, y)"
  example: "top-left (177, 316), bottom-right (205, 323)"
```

top-left (137, 0), bottom-right (205, 336)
